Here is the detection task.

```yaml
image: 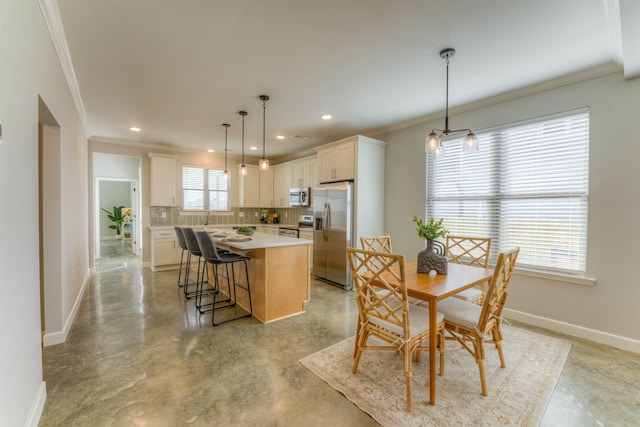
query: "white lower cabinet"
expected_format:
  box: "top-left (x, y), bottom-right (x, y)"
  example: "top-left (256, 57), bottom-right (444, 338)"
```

top-left (151, 229), bottom-right (180, 271)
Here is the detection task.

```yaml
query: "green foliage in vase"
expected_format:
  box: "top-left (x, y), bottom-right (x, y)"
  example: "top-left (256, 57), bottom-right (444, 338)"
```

top-left (412, 216), bottom-right (448, 240)
top-left (101, 205), bottom-right (127, 235)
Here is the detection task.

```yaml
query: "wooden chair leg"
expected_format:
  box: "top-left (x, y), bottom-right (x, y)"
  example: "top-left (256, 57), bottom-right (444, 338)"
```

top-left (403, 346), bottom-right (413, 412)
top-left (478, 358), bottom-right (488, 396)
top-left (353, 318), bottom-right (361, 358)
top-left (439, 328), bottom-right (445, 376)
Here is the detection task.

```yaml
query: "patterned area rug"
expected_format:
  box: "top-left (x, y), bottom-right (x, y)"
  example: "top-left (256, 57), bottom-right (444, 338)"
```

top-left (300, 325), bottom-right (570, 427)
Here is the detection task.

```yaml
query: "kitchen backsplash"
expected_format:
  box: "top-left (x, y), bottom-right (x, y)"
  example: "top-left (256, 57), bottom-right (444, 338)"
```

top-left (150, 206), bottom-right (313, 227)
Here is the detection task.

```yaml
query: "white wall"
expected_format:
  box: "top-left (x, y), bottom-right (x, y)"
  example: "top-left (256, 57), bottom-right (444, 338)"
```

top-left (384, 71), bottom-right (640, 349)
top-left (0, 1), bottom-right (88, 425)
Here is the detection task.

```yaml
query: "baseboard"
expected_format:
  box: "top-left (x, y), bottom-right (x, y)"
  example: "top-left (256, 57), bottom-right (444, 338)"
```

top-left (42, 268), bottom-right (90, 347)
top-left (25, 381), bottom-right (47, 427)
top-left (504, 308), bottom-right (640, 354)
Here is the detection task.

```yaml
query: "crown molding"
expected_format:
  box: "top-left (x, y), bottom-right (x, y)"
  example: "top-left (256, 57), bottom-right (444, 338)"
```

top-left (38, 0), bottom-right (91, 135)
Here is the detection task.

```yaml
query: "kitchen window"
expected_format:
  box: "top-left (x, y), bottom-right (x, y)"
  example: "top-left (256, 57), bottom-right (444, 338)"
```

top-left (182, 166), bottom-right (229, 211)
top-left (426, 108), bottom-right (589, 274)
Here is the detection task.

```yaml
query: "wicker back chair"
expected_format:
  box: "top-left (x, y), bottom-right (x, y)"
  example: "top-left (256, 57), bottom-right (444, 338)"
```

top-left (347, 247), bottom-right (445, 411)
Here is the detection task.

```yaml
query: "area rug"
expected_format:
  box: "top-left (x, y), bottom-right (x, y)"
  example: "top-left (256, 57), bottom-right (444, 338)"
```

top-left (300, 325), bottom-right (570, 427)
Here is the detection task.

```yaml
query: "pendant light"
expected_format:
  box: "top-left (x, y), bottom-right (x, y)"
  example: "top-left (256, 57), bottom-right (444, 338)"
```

top-left (239, 110), bottom-right (248, 176)
top-left (222, 123), bottom-right (230, 179)
top-left (425, 48), bottom-right (478, 157)
top-left (259, 95), bottom-right (270, 170)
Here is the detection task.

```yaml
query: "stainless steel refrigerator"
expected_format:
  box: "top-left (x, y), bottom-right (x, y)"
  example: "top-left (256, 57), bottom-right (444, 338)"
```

top-left (313, 181), bottom-right (354, 290)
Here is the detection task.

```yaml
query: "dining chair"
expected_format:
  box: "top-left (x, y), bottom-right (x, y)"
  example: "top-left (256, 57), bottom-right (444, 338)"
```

top-left (437, 247), bottom-right (519, 396)
top-left (445, 235), bottom-right (492, 305)
top-left (347, 247), bottom-right (445, 412)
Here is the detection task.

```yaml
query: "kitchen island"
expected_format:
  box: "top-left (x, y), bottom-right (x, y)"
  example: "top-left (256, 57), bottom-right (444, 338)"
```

top-left (213, 231), bottom-right (312, 324)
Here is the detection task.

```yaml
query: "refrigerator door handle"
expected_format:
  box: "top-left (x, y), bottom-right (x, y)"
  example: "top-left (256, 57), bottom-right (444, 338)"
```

top-left (326, 202), bottom-right (331, 238)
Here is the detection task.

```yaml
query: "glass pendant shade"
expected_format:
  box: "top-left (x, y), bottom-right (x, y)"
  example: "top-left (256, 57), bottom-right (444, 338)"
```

top-left (462, 132), bottom-right (478, 152)
top-left (240, 164), bottom-right (247, 176)
top-left (425, 132), bottom-right (440, 153)
top-left (259, 158), bottom-right (269, 170)
top-left (223, 169), bottom-right (229, 179)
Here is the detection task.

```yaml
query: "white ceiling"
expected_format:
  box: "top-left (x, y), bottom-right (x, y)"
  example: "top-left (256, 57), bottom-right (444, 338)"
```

top-left (52, 0), bottom-right (638, 162)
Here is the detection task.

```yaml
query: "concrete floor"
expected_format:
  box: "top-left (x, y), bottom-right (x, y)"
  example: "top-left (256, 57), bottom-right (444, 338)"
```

top-left (39, 243), bottom-right (640, 426)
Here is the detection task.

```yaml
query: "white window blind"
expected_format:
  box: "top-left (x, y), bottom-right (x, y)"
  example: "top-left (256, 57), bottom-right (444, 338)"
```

top-left (427, 109), bottom-right (589, 274)
top-left (182, 166), bottom-right (229, 211)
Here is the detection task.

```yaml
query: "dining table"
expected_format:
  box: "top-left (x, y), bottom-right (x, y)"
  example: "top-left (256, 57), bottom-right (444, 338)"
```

top-left (404, 261), bottom-right (494, 405)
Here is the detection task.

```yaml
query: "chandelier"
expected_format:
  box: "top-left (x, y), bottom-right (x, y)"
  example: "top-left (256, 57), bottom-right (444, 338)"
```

top-left (425, 48), bottom-right (478, 157)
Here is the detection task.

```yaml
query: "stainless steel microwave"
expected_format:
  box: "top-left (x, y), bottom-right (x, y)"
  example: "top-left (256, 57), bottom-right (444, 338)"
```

top-left (289, 187), bottom-right (310, 206)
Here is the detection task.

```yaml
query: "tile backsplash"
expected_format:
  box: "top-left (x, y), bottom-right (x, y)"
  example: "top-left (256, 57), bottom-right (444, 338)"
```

top-left (150, 206), bottom-right (313, 227)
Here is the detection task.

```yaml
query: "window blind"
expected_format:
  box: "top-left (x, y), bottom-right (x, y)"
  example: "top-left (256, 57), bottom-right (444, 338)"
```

top-left (183, 166), bottom-right (229, 211)
top-left (427, 109), bottom-right (589, 274)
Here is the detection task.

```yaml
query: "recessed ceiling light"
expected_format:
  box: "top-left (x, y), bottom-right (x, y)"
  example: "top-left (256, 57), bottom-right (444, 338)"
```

top-left (249, 146), bottom-right (258, 151)
top-left (207, 149), bottom-right (214, 153)
top-left (321, 114), bottom-right (332, 120)
top-left (129, 126), bottom-right (141, 132)
top-left (276, 135), bottom-right (285, 140)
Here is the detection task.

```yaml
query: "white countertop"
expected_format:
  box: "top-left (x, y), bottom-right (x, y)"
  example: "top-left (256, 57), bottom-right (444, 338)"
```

top-left (213, 231), bottom-right (311, 250)
top-left (149, 224), bottom-right (295, 231)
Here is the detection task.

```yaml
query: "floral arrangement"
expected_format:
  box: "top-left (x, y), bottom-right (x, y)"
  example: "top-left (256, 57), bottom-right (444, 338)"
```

top-left (412, 216), bottom-right (448, 240)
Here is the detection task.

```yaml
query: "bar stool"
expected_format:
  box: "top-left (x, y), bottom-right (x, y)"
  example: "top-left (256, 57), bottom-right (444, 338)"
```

top-left (195, 231), bottom-right (252, 326)
top-left (180, 227), bottom-right (207, 301)
top-left (174, 227), bottom-right (189, 289)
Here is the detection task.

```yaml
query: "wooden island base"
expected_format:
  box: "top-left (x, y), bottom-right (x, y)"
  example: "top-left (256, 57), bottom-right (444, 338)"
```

top-left (213, 241), bottom-right (310, 323)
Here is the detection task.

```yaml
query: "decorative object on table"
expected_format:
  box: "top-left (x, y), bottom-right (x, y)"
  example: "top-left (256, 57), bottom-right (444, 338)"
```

top-left (236, 226), bottom-right (254, 236)
top-left (300, 325), bottom-right (571, 427)
top-left (413, 216), bottom-right (448, 274)
top-left (101, 205), bottom-right (127, 237)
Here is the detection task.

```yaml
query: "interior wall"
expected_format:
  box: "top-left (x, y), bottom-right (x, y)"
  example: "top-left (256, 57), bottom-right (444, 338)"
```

top-left (384, 71), bottom-right (640, 346)
top-left (0, 1), bottom-right (88, 425)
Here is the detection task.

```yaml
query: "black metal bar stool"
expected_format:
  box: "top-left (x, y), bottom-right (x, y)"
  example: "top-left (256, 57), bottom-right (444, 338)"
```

top-left (194, 231), bottom-right (252, 325)
top-left (180, 227), bottom-right (208, 301)
top-left (174, 227), bottom-right (190, 289)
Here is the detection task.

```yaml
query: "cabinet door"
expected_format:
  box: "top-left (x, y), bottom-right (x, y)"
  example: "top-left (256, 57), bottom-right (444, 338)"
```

top-left (237, 165), bottom-right (260, 207)
top-left (259, 169), bottom-right (274, 207)
top-left (335, 143), bottom-right (354, 180)
top-left (291, 160), bottom-right (311, 187)
top-left (273, 165), bottom-right (291, 207)
top-left (149, 155), bottom-right (177, 206)
top-left (318, 149), bottom-right (336, 183)
top-left (318, 142), bottom-right (353, 182)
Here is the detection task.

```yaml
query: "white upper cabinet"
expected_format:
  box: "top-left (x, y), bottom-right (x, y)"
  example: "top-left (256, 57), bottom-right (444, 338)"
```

top-left (317, 141), bottom-right (354, 183)
top-left (259, 168), bottom-right (274, 207)
top-left (148, 153), bottom-right (177, 206)
top-left (273, 164), bottom-right (291, 207)
top-left (290, 158), bottom-right (312, 187)
top-left (235, 164), bottom-right (260, 207)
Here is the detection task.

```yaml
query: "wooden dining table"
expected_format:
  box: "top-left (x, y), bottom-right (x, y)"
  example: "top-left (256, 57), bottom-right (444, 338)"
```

top-left (404, 261), bottom-right (493, 405)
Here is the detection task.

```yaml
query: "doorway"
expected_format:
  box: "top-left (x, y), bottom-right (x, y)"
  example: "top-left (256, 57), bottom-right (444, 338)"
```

top-left (93, 153), bottom-right (142, 266)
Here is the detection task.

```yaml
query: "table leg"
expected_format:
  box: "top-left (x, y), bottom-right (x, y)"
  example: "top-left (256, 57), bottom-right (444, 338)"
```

top-left (429, 298), bottom-right (437, 405)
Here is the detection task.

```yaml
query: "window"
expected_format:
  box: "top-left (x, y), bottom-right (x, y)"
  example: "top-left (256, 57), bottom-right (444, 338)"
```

top-left (182, 166), bottom-right (229, 210)
top-left (427, 109), bottom-right (589, 274)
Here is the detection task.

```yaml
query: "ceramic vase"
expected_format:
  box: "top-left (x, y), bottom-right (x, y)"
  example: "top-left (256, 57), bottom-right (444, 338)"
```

top-left (417, 239), bottom-right (448, 274)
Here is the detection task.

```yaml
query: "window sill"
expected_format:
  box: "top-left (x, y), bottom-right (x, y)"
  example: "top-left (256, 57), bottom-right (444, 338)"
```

top-left (513, 267), bottom-right (596, 287)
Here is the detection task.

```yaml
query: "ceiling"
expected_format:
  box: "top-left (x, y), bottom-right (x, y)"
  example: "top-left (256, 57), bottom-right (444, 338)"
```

top-left (52, 0), bottom-right (638, 162)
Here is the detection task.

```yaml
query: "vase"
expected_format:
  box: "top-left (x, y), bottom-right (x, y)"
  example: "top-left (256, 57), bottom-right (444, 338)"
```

top-left (417, 239), bottom-right (448, 274)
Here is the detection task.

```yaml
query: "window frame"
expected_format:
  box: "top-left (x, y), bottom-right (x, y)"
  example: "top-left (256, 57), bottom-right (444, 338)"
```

top-left (426, 108), bottom-right (590, 276)
top-left (182, 165), bottom-right (230, 211)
